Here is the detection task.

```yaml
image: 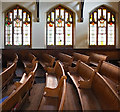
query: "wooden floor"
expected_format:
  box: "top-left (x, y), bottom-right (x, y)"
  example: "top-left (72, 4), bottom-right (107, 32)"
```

top-left (3, 63), bottom-right (82, 111)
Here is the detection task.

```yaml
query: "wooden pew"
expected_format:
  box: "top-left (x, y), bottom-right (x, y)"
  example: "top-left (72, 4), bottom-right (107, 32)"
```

top-left (0, 62), bottom-right (17, 90)
top-left (97, 61), bottom-right (120, 96)
top-left (39, 53), bottom-right (55, 71)
top-left (68, 61), bottom-right (120, 111)
top-left (22, 53), bottom-right (36, 68)
top-left (58, 53), bottom-right (73, 72)
top-left (25, 61), bottom-right (38, 75)
top-left (0, 74), bottom-right (34, 111)
top-left (73, 52), bottom-right (90, 65)
top-left (89, 53), bottom-right (108, 68)
top-left (38, 61), bottom-right (67, 111)
top-left (7, 53), bottom-right (18, 67)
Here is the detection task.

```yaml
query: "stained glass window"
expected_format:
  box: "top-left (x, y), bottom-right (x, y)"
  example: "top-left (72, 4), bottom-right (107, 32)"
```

top-left (89, 5), bottom-right (115, 47)
top-left (47, 5), bottom-right (73, 48)
top-left (5, 5), bottom-right (31, 47)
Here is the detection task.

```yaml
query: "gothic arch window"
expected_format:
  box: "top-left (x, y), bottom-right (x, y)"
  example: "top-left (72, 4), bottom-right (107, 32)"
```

top-left (46, 5), bottom-right (74, 48)
top-left (4, 5), bottom-right (32, 48)
top-left (89, 5), bottom-right (116, 48)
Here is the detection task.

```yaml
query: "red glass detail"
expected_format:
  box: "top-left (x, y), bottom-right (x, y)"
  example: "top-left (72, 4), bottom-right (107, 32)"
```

top-left (92, 22), bottom-right (94, 25)
top-left (67, 22), bottom-right (71, 27)
top-left (49, 23), bottom-right (53, 27)
top-left (110, 22), bottom-right (113, 26)
top-left (7, 22), bottom-right (10, 25)
top-left (58, 19), bottom-right (62, 23)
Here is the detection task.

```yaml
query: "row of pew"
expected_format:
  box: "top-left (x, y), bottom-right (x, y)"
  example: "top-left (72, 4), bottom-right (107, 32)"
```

top-left (0, 52), bottom-right (120, 111)
top-left (36, 52), bottom-right (120, 111)
top-left (0, 53), bottom-right (38, 111)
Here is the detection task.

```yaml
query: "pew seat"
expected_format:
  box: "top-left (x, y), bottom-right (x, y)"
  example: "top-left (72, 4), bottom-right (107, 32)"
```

top-left (38, 61), bottom-right (67, 111)
top-left (39, 53), bottom-right (55, 71)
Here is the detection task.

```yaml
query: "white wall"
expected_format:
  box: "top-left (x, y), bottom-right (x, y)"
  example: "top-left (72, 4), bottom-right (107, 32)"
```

top-left (1, 1), bottom-right (120, 49)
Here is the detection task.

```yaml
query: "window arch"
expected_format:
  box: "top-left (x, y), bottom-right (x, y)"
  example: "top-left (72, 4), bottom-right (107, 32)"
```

top-left (46, 5), bottom-right (74, 48)
top-left (4, 5), bottom-right (32, 48)
top-left (89, 5), bottom-right (116, 47)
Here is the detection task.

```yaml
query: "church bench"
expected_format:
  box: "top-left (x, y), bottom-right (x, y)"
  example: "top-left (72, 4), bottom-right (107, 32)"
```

top-left (25, 61), bottom-right (38, 75)
top-left (0, 73), bottom-right (34, 111)
top-left (58, 53), bottom-right (73, 72)
top-left (38, 61), bottom-right (67, 111)
top-left (7, 53), bottom-right (18, 67)
top-left (89, 53), bottom-right (108, 68)
top-left (73, 52), bottom-right (90, 65)
top-left (22, 53), bottom-right (36, 69)
top-left (97, 61), bottom-right (120, 96)
top-left (38, 53), bottom-right (55, 71)
top-left (68, 62), bottom-right (120, 111)
top-left (0, 61), bottom-right (17, 90)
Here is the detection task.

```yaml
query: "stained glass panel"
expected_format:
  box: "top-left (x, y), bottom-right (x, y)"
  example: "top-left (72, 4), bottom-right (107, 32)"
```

top-left (18, 9), bottom-right (22, 19)
top-left (65, 23), bottom-right (72, 45)
top-left (9, 12), bottom-right (12, 21)
top-left (103, 9), bottom-right (106, 19)
top-left (14, 34), bottom-right (22, 45)
top-left (98, 34), bottom-right (106, 45)
top-left (47, 14), bottom-right (50, 22)
top-left (56, 34), bottom-right (64, 45)
top-left (23, 12), bottom-right (26, 22)
top-left (107, 12), bottom-right (110, 22)
top-left (56, 9), bottom-right (59, 19)
top-left (5, 24), bottom-right (12, 45)
top-left (98, 9), bottom-right (101, 19)
top-left (14, 9), bottom-right (17, 19)
top-left (27, 14), bottom-right (30, 22)
top-left (108, 23), bottom-right (114, 45)
top-left (65, 12), bottom-right (68, 22)
top-left (90, 14), bottom-right (92, 22)
top-left (90, 23), bottom-right (97, 45)
top-left (23, 23), bottom-right (30, 45)
top-left (47, 23), bottom-right (54, 45)
top-left (51, 12), bottom-right (54, 22)
top-left (112, 15), bottom-right (115, 22)
top-left (61, 9), bottom-right (64, 19)
top-left (94, 12), bottom-right (97, 22)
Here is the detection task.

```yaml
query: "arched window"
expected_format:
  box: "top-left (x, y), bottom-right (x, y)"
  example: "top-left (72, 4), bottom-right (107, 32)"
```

top-left (89, 5), bottom-right (116, 47)
top-left (4, 5), bottom-right (31, 48)
top-left (47, 5), bottom-right (74, 48)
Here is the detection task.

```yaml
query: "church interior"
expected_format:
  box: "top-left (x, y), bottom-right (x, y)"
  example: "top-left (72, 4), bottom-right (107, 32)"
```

top-left (0, 0), bottom-right (120, 111)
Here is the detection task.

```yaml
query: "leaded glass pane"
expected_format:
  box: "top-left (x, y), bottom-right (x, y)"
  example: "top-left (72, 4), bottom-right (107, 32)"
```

top-left (23, 23), bottom-right (30, 45)
top-left (60, 9), bottom-right (64, 19)
top-left (107, 12), bottom-right (110, 22)
top-left (98, 9), bottom-right (101, 19)
top-left (65, 23), bottom-right (72, 45)
top-left (90, 23), bottom-right (97, 45)
top-left (65, 12), bottom-right (68, 22)
top-left (51, 12), bottom-right (54, 22)
top-left (103, 9), bottom-right (106, 19)
top-left (9, 12), bottom-right (12, 21)
top-left (94, 12), bottom-right (97, 22)
top-left (47, 23), bottom-right (54, 45)
top-left (18, 9), bottom-right (22, 19)
top-left (23, 12), bottom-right (26, 22)
top-left (56, 34), bottom-right (64, 45)
top-left (14, 9), bottom-right (17, 19)
top-left (56, 9), bottom-right (59, 19)
top-left (108, 23), bottom-right (114, 45)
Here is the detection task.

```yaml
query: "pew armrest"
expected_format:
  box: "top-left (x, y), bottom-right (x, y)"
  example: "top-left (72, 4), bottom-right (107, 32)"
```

top-left (44, 87), bottom-right (58, 97)
top-left (46, 67), bottom-right (55, 74)
top-left (14, 82), bottom-right (22, 89)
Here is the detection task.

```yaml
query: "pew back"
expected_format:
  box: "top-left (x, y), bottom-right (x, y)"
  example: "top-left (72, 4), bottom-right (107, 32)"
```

top-left (73, 52), bottom-right (90, 64)
top-left (92, 72), bottom-right (120, 110)
top-left (1, 74), bottom-right (33, 111)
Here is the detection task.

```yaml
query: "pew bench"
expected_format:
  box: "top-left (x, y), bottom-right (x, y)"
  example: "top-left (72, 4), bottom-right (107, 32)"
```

top-left (58, 53), bottom-right (73, 72)
top-left (38, 61), bottom-right (67, 111)
top-left (38, 53), bottom-right (55, 71)
top-left (0, 61), bottom-right (17, 90)
top-left (68, 62), bottom-right (120, 111)
top-left (97, 61), bottom-right (120, 96)
top-left (1, 73), bottom-right (34, 111)
top-left (73, 52), bottom-right (90, 65)
top-left (25, 61), bottom-right (38, 75)
top-left (22, 53), bottom-right (36, 68)
top-left (89, 53), bottom-right (108, 68)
